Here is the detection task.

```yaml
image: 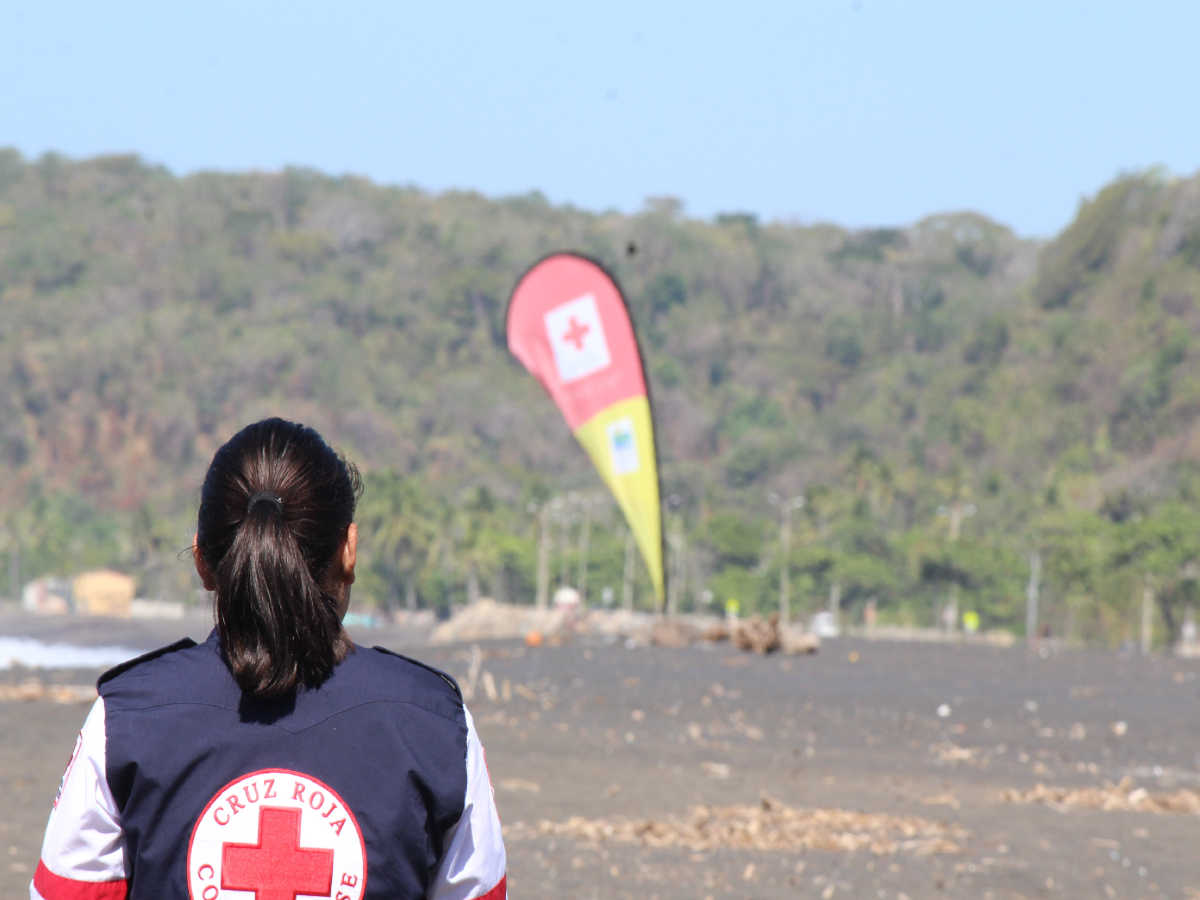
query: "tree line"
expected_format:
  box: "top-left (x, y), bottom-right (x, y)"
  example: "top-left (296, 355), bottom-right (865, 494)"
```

top-left (3, 151), bottom-right (1200, 645)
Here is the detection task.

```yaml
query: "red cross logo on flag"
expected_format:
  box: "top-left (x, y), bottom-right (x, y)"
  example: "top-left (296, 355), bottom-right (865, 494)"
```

top-left (544, 293), bottom-right (611, 383)
top-left (188, 769), bottom-right (366, 900)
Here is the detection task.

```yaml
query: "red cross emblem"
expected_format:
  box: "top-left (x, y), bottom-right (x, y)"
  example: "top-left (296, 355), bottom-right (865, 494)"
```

top-left (542, 292), bottom-right (612, 384)
top-left (188, 769), bottom-right (366, 900)
top-left (222, 806), bottom-right (333, 900)
top-left (561, 315), bottom-right (590, 350)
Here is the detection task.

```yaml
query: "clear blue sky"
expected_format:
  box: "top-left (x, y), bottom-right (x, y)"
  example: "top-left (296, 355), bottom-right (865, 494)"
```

top-left (3, 0), bottom-right (1196, 237)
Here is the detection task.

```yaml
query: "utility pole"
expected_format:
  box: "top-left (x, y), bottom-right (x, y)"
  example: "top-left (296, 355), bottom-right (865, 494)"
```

top-left (665, 494), bottom-right (683, 617)
top-left (672, 528), bottom-right (681, 619)
top-left (1026, 550), bottom-right (1041, 645)
top-left (677, 533), bottom-right (688, 612)
top-left (1141, 581), bottom-right (1154, 655)
top-left (1025, 550), bottom-right (1041, 649)
top-left (667, 528), bottom-right (687, 616)
top-left (769, 493), bottom-right (804, 625)
top-left (558, 506), bottom-right (570, 589)
top-left (535, 502), bottom-right (551, 610)
top-left (622, 530), bottom-right (635, 612)
top-left (780, 510), bottom-right (791, 625)
top-left (576, 496), bottom-right (592, 606)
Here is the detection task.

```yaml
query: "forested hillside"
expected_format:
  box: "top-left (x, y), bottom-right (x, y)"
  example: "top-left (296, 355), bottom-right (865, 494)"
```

top-left (4, 150), bottom-right (1200, 645)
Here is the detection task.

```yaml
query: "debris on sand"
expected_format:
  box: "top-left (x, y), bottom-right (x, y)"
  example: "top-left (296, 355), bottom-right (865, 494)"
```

top-left (431, 598), bottom-right (573, 644)
top-left (1001, 778), bottom-right (1200, 814)
top-left (687, 614), bottom-right (819, 655)
top-left (701, 614), bottom-right (783, 653)
top-left (497, 778), bottom-right (541, 794)
top-left (0, 679), bottom-right (95, 704)
top-left (649, 618), bottom-right (699, 648)
top-left (507, 794), bottom-right (966, 856)
top-left (921, 793), bottom-right (962, 810)
top-left (731, 615), bottom-right (782, 654)
top-left (434, 599), bottom-right (820, 654)
top-left (930, 742), bottom-right (984, 766)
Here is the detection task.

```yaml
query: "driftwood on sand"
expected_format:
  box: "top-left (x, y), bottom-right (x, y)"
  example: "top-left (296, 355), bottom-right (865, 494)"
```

top-left (659, 613), bottom-right (819, 655)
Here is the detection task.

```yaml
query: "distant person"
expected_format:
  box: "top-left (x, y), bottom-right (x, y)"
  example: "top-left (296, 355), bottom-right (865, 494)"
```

top-left (31, 418), bottom-right (506, 899)
top-left (941, 597), bottom-right (959, 632)
top-left (962, 609), bottom-right (980, 635)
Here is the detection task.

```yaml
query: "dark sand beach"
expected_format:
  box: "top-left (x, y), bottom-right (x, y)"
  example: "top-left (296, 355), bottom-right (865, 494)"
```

top-left (4, 610), bottom-right (1200, 898)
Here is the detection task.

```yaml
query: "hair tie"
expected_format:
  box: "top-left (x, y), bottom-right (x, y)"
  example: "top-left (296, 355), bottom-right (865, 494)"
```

top-left (247, 491), bottom-right (283, 514)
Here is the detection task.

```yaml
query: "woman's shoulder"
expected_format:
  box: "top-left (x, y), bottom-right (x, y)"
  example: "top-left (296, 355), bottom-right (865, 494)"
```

top-left (317, 645), bottom-right (465, 730)
top-left (350, 644), bottom-right (462, 701)
top-left (96, 636), bottom-right (203, 688)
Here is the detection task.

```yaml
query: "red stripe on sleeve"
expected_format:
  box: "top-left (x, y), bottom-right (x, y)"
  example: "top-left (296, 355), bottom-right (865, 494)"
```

top-left (33, 861), bottom-right (128, 900)
top-left (478, 874), bottom-right (507, 900)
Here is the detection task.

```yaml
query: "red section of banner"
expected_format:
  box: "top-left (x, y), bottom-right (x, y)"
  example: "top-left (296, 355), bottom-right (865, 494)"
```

top-left (507, 254), bottom-right (646, 431)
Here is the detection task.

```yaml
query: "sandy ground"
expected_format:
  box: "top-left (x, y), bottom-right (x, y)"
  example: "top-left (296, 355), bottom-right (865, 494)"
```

top-left (4, 610), bottom-right (1200, 898)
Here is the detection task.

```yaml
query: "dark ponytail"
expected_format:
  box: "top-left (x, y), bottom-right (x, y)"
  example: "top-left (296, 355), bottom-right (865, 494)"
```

top-left (196, 418), bottom-right (361, 697)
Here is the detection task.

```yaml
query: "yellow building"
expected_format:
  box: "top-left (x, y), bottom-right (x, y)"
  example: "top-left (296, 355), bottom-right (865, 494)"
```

top-left (72, 569), bottom-right (135, 617)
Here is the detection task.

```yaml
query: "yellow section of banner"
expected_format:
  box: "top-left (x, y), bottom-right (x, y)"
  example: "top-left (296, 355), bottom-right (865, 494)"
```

top-left (573, 395), bottom-right (664, 605)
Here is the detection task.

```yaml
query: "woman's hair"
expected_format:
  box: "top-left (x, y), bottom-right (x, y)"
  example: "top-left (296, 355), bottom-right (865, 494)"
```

top-left (196, 418), bottom-right (361, 697)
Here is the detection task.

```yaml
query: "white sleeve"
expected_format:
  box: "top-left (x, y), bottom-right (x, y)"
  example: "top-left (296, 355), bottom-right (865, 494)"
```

top-left (428, 705), bottom-right (507, 900)
top-left (30, 697), bottom-right (127, 900)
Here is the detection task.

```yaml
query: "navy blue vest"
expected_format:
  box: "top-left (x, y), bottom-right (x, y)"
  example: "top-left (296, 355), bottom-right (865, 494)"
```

top-left (98, 632), bottom-right (467, 899)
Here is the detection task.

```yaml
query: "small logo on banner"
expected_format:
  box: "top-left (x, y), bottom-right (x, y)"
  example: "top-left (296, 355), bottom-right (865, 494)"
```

top-left (545, 293), bottom-right (611, 383)
top-left (608, 418), bottom-right (639, 475)
top-left (187, 769), bottom-right (366, 900)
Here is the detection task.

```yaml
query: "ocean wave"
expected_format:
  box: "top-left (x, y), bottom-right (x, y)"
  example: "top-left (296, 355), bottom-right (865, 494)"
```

top-left (0, 636), bottom-right (144, 670)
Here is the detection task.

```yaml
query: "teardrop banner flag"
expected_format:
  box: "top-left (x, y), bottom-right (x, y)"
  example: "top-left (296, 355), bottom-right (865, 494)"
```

top-left (507, 252), bottom-right (665, 608)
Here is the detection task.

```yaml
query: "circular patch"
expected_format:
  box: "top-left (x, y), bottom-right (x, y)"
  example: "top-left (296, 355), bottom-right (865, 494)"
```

top-left (187, 768), bottom-right (366, 900)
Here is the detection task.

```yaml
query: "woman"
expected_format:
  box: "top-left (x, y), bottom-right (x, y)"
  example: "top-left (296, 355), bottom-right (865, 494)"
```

top-left (32, 418), bottom-right (506, 900)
